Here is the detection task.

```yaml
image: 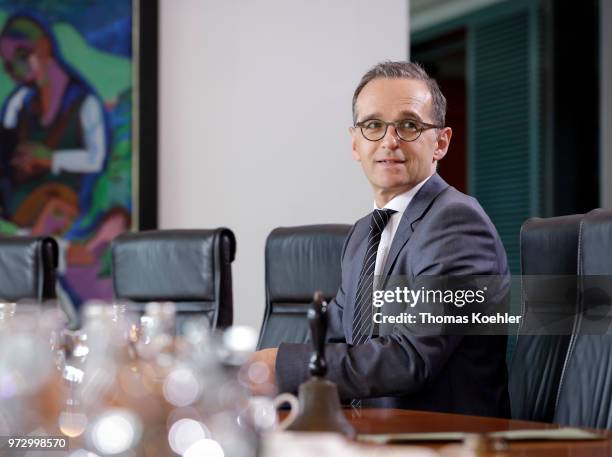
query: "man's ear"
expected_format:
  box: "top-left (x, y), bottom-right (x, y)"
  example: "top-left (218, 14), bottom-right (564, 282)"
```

top-left (349, 126), bottom-right (361, 162)
top-left (433, 126), bottom-right (452, 162)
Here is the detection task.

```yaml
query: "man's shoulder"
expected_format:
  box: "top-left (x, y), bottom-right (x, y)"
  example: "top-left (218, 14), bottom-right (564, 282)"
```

top-left (414, 185), bottom-right (503, 248)
top-left (350, 212), bottom-right (371, 232)
top-left (428, 186), bottom-right (492, 223)
top-left (412, 186), bottom-right (509, 275)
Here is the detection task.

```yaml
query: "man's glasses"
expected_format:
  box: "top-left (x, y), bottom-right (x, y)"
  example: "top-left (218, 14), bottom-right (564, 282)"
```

top-left (354, 118), bottom-right (443, 142)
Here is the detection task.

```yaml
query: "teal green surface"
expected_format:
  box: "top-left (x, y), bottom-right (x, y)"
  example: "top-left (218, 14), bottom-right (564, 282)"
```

top-left (412, 1), bottom-right (543, 276)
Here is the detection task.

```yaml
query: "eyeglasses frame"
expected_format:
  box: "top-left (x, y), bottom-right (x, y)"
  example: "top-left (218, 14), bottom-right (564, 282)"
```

top-left (354, 118), bottom-right (444, 142)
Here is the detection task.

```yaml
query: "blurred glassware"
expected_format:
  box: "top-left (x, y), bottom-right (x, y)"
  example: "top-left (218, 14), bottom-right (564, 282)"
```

top-left (219, 325), bottom-right (259, 366)
top-left (88, 408), bottom-right (143, 455)
top-left (1, 299), bottom-right (263, 457)
top-left (137, 302), bottom-right (176, 359)
top-left (0, 301), bottom-right (16, 322)
top-left (169, 322), bottom-right (260, 457)
top-left (243, 394), bottom-right (299, 433)
top-left (0, 301), bottom-right (66, 438)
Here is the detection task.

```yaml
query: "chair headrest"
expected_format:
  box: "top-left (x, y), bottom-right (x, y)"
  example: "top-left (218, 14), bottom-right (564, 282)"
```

top-left (521, 214), bottom-right (583, 275)
top-left (266, 224), bottom-right (350, 303)
top-left (579, 209), bottom-right (612, 275)
top-left (112, 228), bottom-right (235, 301)
top-left (520, 215), bottom-right (583, 330)
top-left (0, 236), bottom-right (57, 301)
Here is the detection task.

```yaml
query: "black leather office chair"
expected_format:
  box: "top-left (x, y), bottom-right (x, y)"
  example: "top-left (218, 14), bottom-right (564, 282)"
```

top-left (554, 209), bottom-right (612, 428)
top-left (508, 214), bottom-right (582, 422)
top-left (257, 224), bottom-right (351, 349)
top-left (111, 229), bottom-right (236, 331)
top-left (0, 235), bottom-right (58, 301)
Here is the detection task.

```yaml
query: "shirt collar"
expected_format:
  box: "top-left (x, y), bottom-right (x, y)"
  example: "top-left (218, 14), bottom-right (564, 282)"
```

top-left (374, 174), bottom-right (433, 214)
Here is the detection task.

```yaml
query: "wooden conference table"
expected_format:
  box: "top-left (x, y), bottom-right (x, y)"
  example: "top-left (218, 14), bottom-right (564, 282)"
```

top-left (348, 408), bottom-right (612, 456)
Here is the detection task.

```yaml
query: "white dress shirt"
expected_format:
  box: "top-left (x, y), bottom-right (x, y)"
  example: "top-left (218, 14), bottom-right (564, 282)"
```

top-left (374, 175), bottom-right (432, 276)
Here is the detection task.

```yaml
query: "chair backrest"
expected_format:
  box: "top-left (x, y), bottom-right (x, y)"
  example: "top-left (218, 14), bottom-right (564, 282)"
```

top-left (111, 228), bottom-right (236, 330)
top-left (258, 224), bottom-right (351, 349)
top-left (508, 214), bottom-right (582, 422)
top-left (555, 209), bottom-right (612, 428)
top-left (0, 236), bottom-right (58, 301)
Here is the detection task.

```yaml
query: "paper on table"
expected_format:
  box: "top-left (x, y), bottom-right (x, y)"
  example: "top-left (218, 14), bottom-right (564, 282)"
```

top-left (358, 427), bottom-right (604, 444)
top-left (359, 433), bottom-right (465, 444)
top-left (264, 431), bottom-right (438, 457)
top-left (491, 428), bottom-right (604, 440)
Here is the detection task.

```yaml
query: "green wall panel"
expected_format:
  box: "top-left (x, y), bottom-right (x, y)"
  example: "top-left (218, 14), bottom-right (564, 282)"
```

top-left (470, 8), bottom-right (541, 275)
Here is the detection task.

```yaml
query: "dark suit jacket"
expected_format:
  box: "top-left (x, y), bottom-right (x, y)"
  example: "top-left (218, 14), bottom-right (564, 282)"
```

top-left (276, 173), bottom-right (511, 417)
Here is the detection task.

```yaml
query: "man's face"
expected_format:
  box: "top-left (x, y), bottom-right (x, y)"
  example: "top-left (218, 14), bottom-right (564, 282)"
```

top-left (0, 35), bottom-right (51, 85)
top-left (350, 78), bottom-right (452, 204)
top-left (0, 37), bottom-right (36, 84)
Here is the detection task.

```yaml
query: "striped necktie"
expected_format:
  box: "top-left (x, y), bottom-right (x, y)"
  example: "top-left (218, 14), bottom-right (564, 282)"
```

top-left (351, 208), bottom-right (397, 345)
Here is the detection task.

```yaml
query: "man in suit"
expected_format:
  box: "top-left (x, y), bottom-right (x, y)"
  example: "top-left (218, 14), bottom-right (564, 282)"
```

top-left (250, 61), bottom-right (510, 417)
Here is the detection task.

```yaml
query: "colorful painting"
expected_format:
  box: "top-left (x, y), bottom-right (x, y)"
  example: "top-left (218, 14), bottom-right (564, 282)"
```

top-left (0, 0), bottom-right (136, 307)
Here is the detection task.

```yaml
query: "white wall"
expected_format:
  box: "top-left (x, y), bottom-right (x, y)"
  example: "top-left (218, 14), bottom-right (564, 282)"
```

top-left (159, 0), bottom-right (409, 331)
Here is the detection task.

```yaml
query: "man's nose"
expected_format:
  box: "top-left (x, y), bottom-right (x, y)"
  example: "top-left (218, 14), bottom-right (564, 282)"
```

top-left (381, 124), bottom-right (400, 149)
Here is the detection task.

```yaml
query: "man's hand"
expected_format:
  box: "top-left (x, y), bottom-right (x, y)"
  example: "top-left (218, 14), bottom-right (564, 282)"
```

top-left (11, 142), bottom-right (52, 177)
top-left (246, 348), bottom-right (278, 396)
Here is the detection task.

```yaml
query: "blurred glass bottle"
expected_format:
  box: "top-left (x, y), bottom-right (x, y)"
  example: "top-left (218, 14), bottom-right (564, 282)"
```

top-left (0, 302), bottom-right (65, 437)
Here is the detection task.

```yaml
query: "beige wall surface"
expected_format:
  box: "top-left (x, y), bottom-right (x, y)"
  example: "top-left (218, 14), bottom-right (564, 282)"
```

top-left (160, 0), bottom-right (409, 331)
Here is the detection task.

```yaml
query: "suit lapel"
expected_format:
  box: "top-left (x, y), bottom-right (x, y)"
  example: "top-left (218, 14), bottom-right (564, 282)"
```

top-left (344, 216), bottom-right (371, 338)
top-left (379, 173), bottom-right (450, 284)
top-left (351, 217), bottom-right (371, 277)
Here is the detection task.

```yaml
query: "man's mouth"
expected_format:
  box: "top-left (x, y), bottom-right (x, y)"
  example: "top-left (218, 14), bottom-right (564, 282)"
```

top-left (376, 159), bottom-right (405, 164)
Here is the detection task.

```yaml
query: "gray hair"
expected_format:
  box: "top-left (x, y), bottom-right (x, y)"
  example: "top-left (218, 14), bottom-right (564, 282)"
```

top-left (352, 61), bottom-right (447, 126)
